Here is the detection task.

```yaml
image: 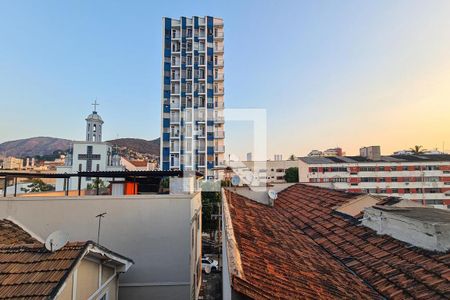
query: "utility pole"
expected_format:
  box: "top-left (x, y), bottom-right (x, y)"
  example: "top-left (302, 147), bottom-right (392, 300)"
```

top-left (96, 212), bottom-right (107, 244)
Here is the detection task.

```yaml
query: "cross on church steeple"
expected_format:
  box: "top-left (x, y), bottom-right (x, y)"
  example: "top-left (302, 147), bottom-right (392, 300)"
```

top-left (92, 99), bottom-right (100, 112)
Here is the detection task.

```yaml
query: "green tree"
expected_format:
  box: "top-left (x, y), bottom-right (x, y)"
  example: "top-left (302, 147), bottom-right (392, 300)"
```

top-left (201, 191), bottom-right (221, 235)
top-left (288, 154), bottom-right (297, 161)
top-left (409, 145), bottom-right (426, 154)
top-left (284, 167), bottom-right (299, 183)
top-left (87, 178), bottom-right (106, 190)
top-left (21, 179), bottom-right (55, 193)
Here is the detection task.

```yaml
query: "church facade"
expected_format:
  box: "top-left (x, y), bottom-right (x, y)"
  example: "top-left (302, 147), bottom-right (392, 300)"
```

top-left (56, 105), bottom-right (124, 191)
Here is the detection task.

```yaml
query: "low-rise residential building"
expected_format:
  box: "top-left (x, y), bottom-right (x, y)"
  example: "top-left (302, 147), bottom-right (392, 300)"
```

top-left (239, 160), bottom-right (299, 184)
top-left (0, 218), bottom-right (133, 299)
top-left (1, 157), bottom-right (23, 170)
top-left (299, 146), bottom-right (450, 206)
top-left (222, 184), bottom-right (450, 299)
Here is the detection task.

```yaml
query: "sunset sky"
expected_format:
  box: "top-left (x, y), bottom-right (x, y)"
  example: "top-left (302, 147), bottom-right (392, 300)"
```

top-left (0, 0), bottom-right (449, 158)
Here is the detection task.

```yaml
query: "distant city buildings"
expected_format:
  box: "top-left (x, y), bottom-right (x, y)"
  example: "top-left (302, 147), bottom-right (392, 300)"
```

top-left (160, 16), bottom-right (225, 179)
top-left (393, 148), bottom-right (445, 155)
top-left (307, 147), bottom-right (344, 157)
top-left (1, 156), bottom-right (23, 170)
top-left (235, 159), bottom-right (298, 184)
top-left (299, 145), bottom-right (450, 205)
top-left (273, 154), bottom-right (283, 161)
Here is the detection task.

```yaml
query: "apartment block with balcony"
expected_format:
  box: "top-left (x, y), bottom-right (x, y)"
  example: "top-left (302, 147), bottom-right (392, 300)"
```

top-left (161, 16), bottom-right (225, 179)
top-left (299, 146), bottom-right (450, 206)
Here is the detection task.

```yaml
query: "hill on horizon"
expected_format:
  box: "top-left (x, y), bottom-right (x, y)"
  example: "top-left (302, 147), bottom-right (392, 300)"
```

top-left (0, 137), bottom-right (160, 158)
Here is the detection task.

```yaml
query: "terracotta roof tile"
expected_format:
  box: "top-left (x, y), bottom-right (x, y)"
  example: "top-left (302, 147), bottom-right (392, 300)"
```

top-left (0, 220), bottom-right (87, 299)
top-left (0, 220), bottom-right (38, 245)
top-left (275, 184), bottom-right (450, 299)
top-left (224, 184), bottom-right (450, 299)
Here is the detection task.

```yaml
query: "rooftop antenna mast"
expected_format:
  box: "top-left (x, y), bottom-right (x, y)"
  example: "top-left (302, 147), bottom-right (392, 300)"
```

top-left (95, 212), bottom-right (107, 244)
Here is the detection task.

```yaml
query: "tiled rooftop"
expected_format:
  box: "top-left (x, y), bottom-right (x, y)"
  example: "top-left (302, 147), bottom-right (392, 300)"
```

top-left (0, 242), bottom-right (86, 299)
top-left (224, 184), bottom-right (450, 299)
top-left (0, 219), bottom-right (38, 245)
top-left (224, 189), bottom-right (381, 299)
top-left (0, 219), bottom-right (86, 299)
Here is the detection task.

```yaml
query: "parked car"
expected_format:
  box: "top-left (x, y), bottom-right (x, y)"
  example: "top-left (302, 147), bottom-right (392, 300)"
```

top-left (202, 256), bottom-right (219, 273)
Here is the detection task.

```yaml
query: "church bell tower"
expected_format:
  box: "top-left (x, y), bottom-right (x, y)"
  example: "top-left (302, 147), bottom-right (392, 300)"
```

top-left (85, 100), bottom-right (104, 142)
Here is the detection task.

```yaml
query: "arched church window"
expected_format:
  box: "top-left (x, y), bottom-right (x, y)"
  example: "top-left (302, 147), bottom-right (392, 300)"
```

top-left (93, 124), bottom-right (97, 132)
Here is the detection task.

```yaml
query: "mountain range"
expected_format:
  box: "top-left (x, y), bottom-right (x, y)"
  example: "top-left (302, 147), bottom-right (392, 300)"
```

top-left (0, 137), bottom-right (160, 158)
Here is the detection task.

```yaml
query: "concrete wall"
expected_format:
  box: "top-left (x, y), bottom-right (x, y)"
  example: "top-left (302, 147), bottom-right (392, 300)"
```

top-left (0, 193), bottom-right (201, 300)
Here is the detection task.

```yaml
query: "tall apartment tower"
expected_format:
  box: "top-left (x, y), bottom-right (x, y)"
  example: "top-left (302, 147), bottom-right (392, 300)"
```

top-left (160, 16), bottom-right (225, 179)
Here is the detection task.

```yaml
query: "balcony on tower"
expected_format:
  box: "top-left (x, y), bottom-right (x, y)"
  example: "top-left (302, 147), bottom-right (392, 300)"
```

top-left (214, 131), bottom-right (225, 139)
top-left (171, 28), bottom-right (181, 39)
top-left (214, 28), bottom-right (224, 39)
top-left (171, 83), bottom-right (180, 94)
top-left (214, 72), bottom-right (224, 81)
top-left (170, 97), bottom-right (180, 109)
top-left (170, 125), bottom-right (180, 138)
top-left (171, 69), bottom-right (180, 81)
top-left (214, 42), bottom-right (224, 53)
top-left (170, 141), bottom-right (180, 153)
top-left (214, 56), bottom-right (224, 67)
top-left (170, 112), bottom-right (180, 123)
top-left (214, 84), bottom-right (224, 95)
top-left (214, 115), bottom-right (224, 124)
top-left (172, 41), bottom-right (181, 53)
top-left (215, 145), bottom-right (225, 153)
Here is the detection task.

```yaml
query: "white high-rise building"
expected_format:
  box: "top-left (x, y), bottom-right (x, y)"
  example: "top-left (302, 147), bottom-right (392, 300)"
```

top-left (160, 16), bottom-right (225, 179)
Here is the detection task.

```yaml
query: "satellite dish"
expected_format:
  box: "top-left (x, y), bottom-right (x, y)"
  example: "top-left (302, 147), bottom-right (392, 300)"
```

top-left (268, 189), bottom-right (278, 200)
top-left (45, 230), bottom-right (69, 252)
top-left (231, 175), bottom-right (240, 186)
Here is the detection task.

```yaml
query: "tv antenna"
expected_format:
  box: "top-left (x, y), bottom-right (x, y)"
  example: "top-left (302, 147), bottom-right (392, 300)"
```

top-left (45, 230), bottom-right (69, 252)
top-left (96, 212), bottom-right (107, 244)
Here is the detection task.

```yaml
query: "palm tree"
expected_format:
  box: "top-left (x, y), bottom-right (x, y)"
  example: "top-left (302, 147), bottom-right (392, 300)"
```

top-left (409, 145), bottom-right (426, 154)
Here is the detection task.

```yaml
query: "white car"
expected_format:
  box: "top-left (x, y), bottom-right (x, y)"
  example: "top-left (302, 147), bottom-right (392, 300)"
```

top-left (201, 257), bottom-right (219, 273)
